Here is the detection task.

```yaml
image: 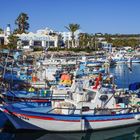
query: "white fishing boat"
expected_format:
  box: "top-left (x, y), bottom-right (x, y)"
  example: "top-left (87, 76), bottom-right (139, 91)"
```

top-left (1, 84), bottom-right (140, 132)
top-left (111, 52), bottom-right (127, 64)
top-left (41, 57), bottom-right (77, 66)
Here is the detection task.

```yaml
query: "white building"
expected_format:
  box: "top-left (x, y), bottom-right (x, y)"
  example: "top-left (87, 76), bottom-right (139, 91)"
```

top-left (17, 28), bottom-right (60, 49)
top-left (17, 33), bottom-right (58, 48)
top-left (100, 41), bottom-right (112, 52)
top-left (59, 30), bottom-right (80, 47)
top-left (0, 26), bottom-right (63, 49)
top-left (60, 32), bottom-right (72, 42)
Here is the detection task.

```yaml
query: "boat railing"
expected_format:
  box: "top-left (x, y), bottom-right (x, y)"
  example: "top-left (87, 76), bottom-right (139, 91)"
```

top-left (30, 94), bottom-right (68, 100)
top-left (46, 106), bottom-right (140, 115)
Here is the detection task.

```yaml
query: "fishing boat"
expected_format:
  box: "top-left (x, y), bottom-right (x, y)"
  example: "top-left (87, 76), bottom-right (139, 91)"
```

top-left (1, 70), bottom-right (74, 103)
top-left (1, 84), bottom-right (140, 132)
top-left (1, 89), bottom-right (52, 103)
top-left (111, 52), bottom-right (127, 64)
top-left (127, 57), bottom-right (140, 63)
top-left (41, 57), bottom-right (77, 66)
top-left (0, 81), bottom-right (68, 103)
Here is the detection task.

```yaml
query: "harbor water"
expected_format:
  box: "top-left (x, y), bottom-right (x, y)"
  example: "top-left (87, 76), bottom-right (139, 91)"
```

top-left (1, 63), bottom-right (140, 140)
top-left (110, 63), bottom-right (140, 88)
top-left (1, 125), bottom-right (140, 140)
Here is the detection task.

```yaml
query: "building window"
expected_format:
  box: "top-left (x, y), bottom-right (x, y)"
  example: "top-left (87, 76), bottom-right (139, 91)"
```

top-left (0, 37), bottom-right (4, 45)
top-left (34, 41), bottom-right (42, 46)
top-left (46, 41), bottom-right (54, 47)
top-left (22, 41), bottom-right (29, 46)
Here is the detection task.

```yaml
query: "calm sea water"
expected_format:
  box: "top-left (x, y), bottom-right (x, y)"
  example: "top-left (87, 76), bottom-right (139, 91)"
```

top-left (1, 63), bottom-right (140, 140)
top-left (110, 63), bottom-right (140, 88)
top-left (1, 125), bottom-right (140, 140)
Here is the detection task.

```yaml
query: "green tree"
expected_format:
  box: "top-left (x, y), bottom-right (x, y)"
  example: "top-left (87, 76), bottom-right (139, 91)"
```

top-left (111, 38), bottom-right (139, 48)
top-left (79, 33), bottom-right (92, 49)
top-left (0, 28), bottom-right (3, 34)
top-left (104, 33), bottom-right (113, 43)
top-left (8, 34), bottom-right (19, 49)
top-left (65, 23), bottom-right (80, 48)
top-left (15, 12), bottom-right (29, 34)
top-left (127, 39), bottom-right (139, 48)
top-left (79, 33), bottom-right (86, 48)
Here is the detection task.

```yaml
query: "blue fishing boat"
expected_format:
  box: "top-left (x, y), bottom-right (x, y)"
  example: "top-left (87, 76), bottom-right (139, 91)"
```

top-left (1, 86), bottom-right (140, 132)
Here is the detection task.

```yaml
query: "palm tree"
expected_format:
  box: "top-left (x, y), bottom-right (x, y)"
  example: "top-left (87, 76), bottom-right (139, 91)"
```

top-left (65, 23), bottom-right (80, 48)
top-left (79, 33), bottom-right (92, 49)
top-left (15, 12), bottom-right (29, 34)
top-left (79, 33), bottom-right (85, 48)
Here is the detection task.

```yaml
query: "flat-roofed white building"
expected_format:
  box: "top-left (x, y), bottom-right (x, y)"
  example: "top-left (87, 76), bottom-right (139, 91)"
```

top-left (17, 32), bottom-right (58, 48)
top-left (100, 41), bottom-right (112, 52)
top-left (17, 28), bottom-right (60, 49)
top-left (0, 26), bottom-right (63, 49)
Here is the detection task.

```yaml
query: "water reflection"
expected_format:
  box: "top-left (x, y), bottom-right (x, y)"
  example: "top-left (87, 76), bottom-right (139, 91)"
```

top-left (110, 63), bottom-right (140, 88)
top-left (1, 125), bottom-right (140, 140)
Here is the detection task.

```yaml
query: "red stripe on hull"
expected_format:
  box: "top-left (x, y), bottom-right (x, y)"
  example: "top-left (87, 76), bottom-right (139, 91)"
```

top-left (12, 112), bottom-right (134, 122)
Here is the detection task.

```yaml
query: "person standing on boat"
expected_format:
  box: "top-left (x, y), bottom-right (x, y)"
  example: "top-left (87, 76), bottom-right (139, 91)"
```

top-left (93, 73), bottom-right (102, 89)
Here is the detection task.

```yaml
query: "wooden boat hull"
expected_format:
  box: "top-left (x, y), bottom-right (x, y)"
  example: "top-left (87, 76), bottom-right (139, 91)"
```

top-left (2, 107), bottom-right (140, 132)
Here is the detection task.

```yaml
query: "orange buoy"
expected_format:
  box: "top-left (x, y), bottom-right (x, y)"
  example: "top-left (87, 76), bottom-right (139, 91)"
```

top-left (32, 76), bottom-right (37, 82)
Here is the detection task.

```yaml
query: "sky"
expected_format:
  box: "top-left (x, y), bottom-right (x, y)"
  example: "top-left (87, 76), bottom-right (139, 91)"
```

top-left (0, 0), bottom-right (140, 34)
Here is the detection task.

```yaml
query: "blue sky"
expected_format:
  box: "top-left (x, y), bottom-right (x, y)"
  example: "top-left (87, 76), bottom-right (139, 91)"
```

top-left (0, 0), bottom-right (140, 34)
